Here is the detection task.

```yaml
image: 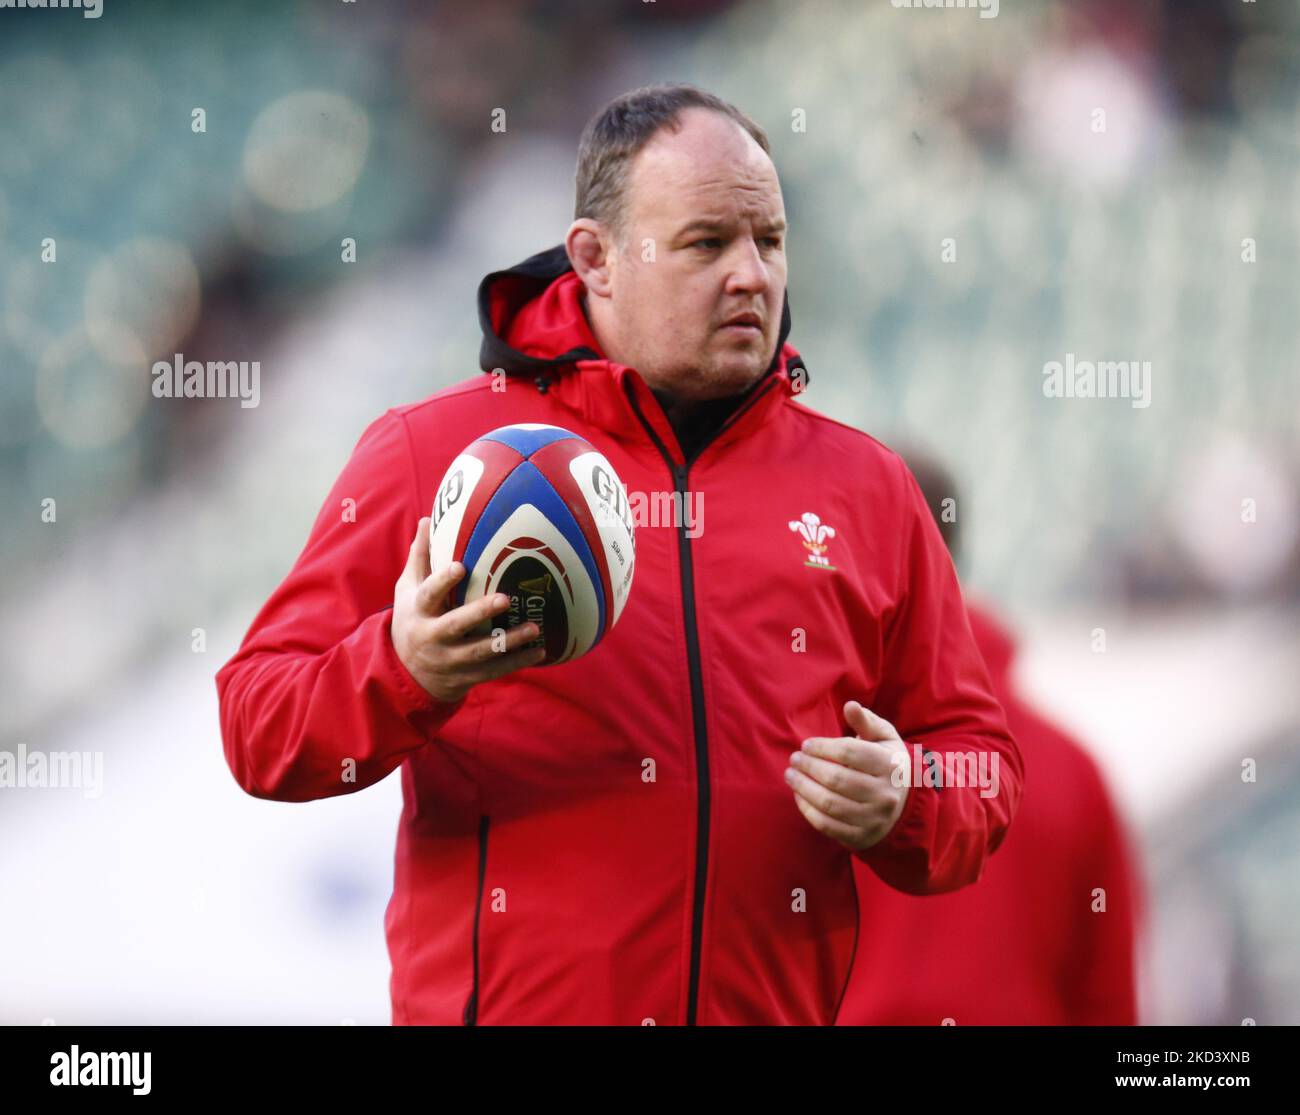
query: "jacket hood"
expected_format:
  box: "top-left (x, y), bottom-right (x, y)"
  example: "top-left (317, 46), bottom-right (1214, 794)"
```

top-left (477, 243), bottom-right (804, 388)
top-left (964, 601), bottom-right (1018, 690)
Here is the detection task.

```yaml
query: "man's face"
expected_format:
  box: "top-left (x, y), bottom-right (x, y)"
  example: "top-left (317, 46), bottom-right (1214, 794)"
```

top-left (602, 108), bottom-right (787, 401)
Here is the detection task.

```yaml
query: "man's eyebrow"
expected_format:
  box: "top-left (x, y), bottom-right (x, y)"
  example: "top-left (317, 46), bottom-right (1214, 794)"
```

top-left (675, 219), bottom-right (728, 237)
top-left (674, 217), bottom-right (788, 237)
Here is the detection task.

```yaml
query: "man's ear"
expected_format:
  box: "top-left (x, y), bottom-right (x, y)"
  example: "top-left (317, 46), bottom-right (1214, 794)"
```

top-left (566, 219), bottom-right (614, 298)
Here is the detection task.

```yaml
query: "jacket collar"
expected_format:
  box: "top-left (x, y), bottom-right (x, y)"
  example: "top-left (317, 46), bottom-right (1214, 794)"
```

top-left (477, 244), bottom-right (808, 464)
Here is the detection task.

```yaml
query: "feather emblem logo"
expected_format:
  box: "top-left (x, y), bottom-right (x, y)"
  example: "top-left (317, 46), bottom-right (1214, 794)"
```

top-left (788, 512), bottom-right (837, 571)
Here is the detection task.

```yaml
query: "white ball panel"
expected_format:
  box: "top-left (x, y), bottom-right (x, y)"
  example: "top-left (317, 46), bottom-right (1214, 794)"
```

top-left (569, 450), bottom-right (637, 628)
top-left (428, 454), bottom-right (486, 573)
top-left (464, 503), bottom-right (602, 663)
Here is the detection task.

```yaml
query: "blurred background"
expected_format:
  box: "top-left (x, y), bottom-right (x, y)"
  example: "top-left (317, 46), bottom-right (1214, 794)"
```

top-left (1, 0), bottom-right (1297, 1024)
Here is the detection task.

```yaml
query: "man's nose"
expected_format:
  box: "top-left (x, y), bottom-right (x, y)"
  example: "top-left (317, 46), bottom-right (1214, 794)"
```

top-left (725, 237), bottom-right (771, 293)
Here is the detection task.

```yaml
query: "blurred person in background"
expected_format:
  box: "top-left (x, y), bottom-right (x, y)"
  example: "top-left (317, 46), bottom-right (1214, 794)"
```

top-left (838, 446), bottom-right (1144, 1026)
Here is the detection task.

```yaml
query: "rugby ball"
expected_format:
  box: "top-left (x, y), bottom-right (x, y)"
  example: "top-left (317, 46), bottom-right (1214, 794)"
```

top-left (428, 424), bottom-right (636, 665)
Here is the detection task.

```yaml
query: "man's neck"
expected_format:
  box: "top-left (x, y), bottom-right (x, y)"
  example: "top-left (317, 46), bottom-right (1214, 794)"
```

top-left (578, 286), bottom-right (754, 454)
top-left (651, 385), bottom-right (751, 460)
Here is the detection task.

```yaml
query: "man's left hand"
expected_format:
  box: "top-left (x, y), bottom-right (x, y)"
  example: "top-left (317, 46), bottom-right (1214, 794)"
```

top-left (785, 700), bottom-right (911, 852)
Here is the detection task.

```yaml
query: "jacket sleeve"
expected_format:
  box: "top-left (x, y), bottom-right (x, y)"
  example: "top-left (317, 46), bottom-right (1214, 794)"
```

top-left (854, 461), bottom-right (1024, 894)
top-left (215, 409), bottom-right (468, 803)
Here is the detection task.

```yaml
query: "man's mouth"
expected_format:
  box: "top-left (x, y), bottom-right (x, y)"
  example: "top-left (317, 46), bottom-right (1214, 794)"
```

top-left (720, 312), bottom-right (762, 334)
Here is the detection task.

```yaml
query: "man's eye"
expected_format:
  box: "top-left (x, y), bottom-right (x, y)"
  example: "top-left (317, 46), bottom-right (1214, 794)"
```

top-left (691, 238), bottom-right (723, 250)
top-left (761, 237), bottom-right (783, 249)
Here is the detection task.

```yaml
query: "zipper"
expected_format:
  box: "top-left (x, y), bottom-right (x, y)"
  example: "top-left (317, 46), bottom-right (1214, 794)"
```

top-left (623, 373), bottom-right (779, 1025)
top-left (462, 814), bottom-right (490, 1025)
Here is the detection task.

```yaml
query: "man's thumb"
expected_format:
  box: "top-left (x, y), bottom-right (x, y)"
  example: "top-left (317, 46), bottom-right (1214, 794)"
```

top-left (845, 700), bottom-right (899, 743)
top-left (406, 517), bottom-right (432, 582)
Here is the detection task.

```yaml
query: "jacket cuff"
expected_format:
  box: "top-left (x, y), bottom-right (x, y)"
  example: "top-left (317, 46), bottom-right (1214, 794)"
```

top-left (377, 609), bottom-right (468, 729)
top-left (855, 776), bottom-right (935, 864)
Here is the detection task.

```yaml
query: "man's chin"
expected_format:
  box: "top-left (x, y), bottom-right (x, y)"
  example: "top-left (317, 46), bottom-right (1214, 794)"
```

top-left (647, 347), bottom-right (774, 401)
top-left (660, 364), bottom-right (757, 402)
top-left (711, 353), bottom-right (772, 396)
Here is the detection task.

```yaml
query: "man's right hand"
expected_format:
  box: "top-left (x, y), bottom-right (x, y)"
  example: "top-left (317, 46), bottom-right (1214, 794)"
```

top-left (391, 516), bottom-right (546, 704)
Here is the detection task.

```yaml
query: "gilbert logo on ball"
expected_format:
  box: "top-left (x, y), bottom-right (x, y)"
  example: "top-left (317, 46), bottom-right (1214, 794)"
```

top-left (429, 424), bottom-right (636, 665)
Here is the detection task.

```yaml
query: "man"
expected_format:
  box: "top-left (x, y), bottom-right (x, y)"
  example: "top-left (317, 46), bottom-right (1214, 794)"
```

top-left (216, 83), bottom-right (1022, 1025)
top-left (838, 450), bottom-right (1142, 1025)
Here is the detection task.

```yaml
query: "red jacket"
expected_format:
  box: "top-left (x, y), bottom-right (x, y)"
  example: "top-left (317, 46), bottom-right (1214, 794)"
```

top-left (216, 245), bottom-right (1023, 1025)
top-left (838, 602), bottom-right (1142, 1026)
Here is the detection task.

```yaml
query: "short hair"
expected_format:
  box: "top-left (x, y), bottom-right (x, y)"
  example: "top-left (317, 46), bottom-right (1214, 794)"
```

top-left (574, 83), bottom-right (772, 248)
